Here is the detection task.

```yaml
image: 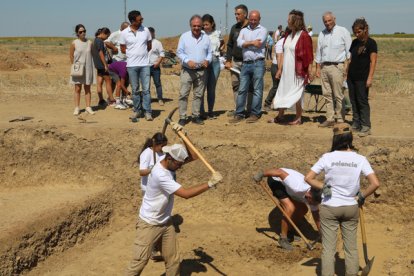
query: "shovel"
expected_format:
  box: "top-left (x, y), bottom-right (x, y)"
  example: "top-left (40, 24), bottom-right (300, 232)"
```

top-left (359, 206), bottom-right (375, 276)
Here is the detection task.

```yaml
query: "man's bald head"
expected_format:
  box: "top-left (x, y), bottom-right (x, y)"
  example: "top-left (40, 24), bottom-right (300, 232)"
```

top-left (120, 22), bottom-right (130, 31)
top-left (248, 10), bottom-right (261, 28)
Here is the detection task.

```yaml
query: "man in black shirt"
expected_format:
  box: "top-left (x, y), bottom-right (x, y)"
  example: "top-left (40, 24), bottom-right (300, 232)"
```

top-left (225, 4), bottom-right (253, 117)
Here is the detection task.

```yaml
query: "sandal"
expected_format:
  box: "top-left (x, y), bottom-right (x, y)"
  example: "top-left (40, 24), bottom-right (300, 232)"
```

top-left (288, 119), bottom-right (302, 125)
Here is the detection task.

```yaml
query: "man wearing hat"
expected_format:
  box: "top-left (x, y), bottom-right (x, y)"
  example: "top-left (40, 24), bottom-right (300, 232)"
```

top-left (253, 168), bottom-right (321, 250)
top-left (126, 143), bottom-right (223, 275)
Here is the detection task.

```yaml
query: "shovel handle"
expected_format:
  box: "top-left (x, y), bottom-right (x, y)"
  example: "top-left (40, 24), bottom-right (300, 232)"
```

top-left (259, 181), bottom-right (313, 250)
top-left (359, 206), bottom-right (370, 265)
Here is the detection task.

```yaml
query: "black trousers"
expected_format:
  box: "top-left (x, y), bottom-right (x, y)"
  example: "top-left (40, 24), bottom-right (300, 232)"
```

top-left (264, 63), bottom-right (280, 107)
top-left (347, 80), bottom-right (371, 128)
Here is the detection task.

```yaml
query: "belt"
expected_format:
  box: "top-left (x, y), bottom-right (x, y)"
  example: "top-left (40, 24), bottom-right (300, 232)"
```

top-left (322, 62), bottom-right (344, 66)
top-left (243, 58), bottom-right (265, 64)
top-left (183, 67), bottom-right (205, 71)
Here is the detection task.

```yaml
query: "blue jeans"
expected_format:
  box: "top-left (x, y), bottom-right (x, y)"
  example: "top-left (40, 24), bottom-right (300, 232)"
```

top-left (127, 66), bottom-right (151, 114)
top-left (235, 60), bottom-right (265, 117)
top-left (201, 57), bottom-right (221, 114)
top-left (150, 65), bottom-right (163, 100)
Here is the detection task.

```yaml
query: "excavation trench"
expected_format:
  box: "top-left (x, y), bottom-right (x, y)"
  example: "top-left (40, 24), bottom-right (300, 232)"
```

top-left (0, 126), bottom-right (413, 275)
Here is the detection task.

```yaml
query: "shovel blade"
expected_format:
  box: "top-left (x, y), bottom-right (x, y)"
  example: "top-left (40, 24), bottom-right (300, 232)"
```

top-left (361, 256), bottom-right (375, 276)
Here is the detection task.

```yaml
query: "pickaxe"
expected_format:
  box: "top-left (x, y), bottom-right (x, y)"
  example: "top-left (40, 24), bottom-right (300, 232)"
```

top-left (163, 108), bottom-right (216, 174)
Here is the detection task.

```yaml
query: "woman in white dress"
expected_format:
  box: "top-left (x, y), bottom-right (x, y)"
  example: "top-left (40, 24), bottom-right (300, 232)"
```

top-left (69, 24), bottom-right (96, 115)
top-left (271, 10), bottom-right (313, 125)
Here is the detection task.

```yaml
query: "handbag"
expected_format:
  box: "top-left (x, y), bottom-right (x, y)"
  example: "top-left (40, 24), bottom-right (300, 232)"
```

top-left (70, 61), bottom-right (85, 77)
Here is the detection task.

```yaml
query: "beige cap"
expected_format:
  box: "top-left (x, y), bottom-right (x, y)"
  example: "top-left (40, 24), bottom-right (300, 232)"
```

top-left (162, 144), bottom-right (189, 162)
top-left (333, 123), bottom-right (352, 136)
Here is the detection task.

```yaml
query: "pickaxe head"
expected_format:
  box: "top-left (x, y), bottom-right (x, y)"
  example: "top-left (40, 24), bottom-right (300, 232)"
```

top-left (162, 107), bottom-right (178, 135)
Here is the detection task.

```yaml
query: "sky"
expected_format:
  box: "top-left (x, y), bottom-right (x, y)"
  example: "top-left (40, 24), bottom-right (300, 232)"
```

top-left (0, 0), bottom-right (412, 38)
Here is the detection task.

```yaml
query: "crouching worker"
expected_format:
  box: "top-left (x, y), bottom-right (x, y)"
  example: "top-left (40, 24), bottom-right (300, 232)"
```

top-left (126, 143), bottom-right (223, 276)
top-left (253, 168), bottom-right (321, 250)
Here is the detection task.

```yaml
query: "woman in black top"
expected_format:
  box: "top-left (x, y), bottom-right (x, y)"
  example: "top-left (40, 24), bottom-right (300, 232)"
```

top-left (347, 18), bottom-right (378, 137)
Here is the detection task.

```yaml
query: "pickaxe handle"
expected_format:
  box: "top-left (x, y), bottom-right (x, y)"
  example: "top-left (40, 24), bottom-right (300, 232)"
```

top-left (166, 118), bottom-right (216, 174)
top-left (259, 181), bottom-right (314, 250)
top-left (359, 206), bottom-right (369, 264)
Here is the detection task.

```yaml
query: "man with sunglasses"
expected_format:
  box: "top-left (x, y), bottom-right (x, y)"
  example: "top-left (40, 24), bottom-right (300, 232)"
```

top-left (126, 143), bottom-right (223, 275)
top-left (120, 10), bottom-right (153, 122)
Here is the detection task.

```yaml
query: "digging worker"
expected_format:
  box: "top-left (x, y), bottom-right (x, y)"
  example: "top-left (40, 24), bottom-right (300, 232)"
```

top-left (315, 11), bottom-right (352, 127)
top-left (305, 123), bottom-right (380, 276)
top-left (126, 143), bottom-right (223, 276)
top-left (253, 168), bottom-right (321, 251)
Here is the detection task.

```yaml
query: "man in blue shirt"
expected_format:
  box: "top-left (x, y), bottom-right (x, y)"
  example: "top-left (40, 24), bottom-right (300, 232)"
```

top-left (230, 10), bottom-right (267, 124)
top-left (176, 15), bottom-right (212, 126)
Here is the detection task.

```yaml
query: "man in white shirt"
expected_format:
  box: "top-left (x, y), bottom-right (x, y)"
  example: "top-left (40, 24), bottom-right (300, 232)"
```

top-left (315, 11), bottom-right (352, 127)
top-left (148, 27), bottom-right (165, 106)
top-left (105, 22), bottom-right (129, 62)
top-left (126, 144), bottom-right (223, 275)
top-left (253, 168), bottom-right (321, 251)
top-left (120, 10), bottom-right (153, 122)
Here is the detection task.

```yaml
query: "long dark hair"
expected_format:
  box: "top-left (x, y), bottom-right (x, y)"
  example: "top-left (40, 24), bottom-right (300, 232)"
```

top-left (137, 132), bottom-right (168, 163)
top-left (331, 132), bottom-right (356, 152)
top-left (202, 14), bottom-right (216, 31)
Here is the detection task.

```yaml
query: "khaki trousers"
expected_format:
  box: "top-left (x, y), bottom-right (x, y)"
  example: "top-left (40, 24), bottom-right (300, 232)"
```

top-left (126, 218), bottom-right (180, 276)
top-left (320, 204), bottom-right (359, 276)
top-left (178, 68), bottom-right (206, 119)
top-left (321, 64), bottom-right (345, 121)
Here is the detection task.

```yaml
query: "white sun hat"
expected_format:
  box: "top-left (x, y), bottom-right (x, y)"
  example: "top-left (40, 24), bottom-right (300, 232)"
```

top-left (162, 144), bottom-right (189, 162)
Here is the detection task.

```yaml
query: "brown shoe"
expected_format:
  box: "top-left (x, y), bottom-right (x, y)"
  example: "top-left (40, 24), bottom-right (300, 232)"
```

top-left (246, 115), bottom-right (259, 123)
top-left (319, 120), bottom-right (335, 128)
top-left (229, 115), bottom-right (244, 124)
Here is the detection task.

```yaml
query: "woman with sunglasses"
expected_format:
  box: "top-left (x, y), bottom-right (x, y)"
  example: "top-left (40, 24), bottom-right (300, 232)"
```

top-left (69, 24), bottom-right (96, 115)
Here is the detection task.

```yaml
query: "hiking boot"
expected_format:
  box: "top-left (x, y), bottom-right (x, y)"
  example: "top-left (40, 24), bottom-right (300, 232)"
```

top-left (278, 237), bottom-right (293, 251)
top-left (319, 120), bottom-right (335, 128)
top-left (98, 99), bottom-right (107, 106)
top-left (263, 105), bottom-right (271, 112)
top-left (246, 115), bottom-right (259, 123)
top-left (192, 116), bottom-right (204, 125)
top-left (358, 126), bottom-right (371, 137)
top-left (229, 115), bottom-right (244, 124)
top-left (208, 112), bottom-right (217, 120)
top-left (129, 113), bottom-right (140, 123)
top-left (145, 113), bottom-right (153, 121)
top-left (85, 107), bottom-right (95, 115)
top-left (178, 119), bottom-right (186, 126)
top-left (73, 107), bottom-right (80, 116)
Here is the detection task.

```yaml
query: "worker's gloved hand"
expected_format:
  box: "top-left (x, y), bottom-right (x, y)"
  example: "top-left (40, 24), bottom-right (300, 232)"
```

top-left (171, 122), bottom-right (183, 132)
top-left (356, 191), bottom-right (365, 207)
top-left (322, 183), bottom-right (332, 197)
top-left (208, 172), bottom-right (223, 188)
top-left (253, 171), bottom-right (264, 183)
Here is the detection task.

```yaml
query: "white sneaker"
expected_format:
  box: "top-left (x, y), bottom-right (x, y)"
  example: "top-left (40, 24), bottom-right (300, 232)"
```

top-left (123, 97), bottom-right (133, 106)
top-left (85, 107), bottom-right (95, 115)
top-left (115, 103), bottom-right (127, 110)
top-left (73, 107), bottom-right (80, 116)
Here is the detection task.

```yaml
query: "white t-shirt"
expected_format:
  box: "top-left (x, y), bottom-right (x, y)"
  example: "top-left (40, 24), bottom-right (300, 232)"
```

top-left (207, 30), bottom-right (223, 57)
top-left (139, 162), bottom-right (181, 225)
top-left (272, 168), bottom-right (318, 211)
top-left (119, 25), bottom-right (152, 67)
top-left (311, 151), bottom-right (374, 207)
top-left (139, 147), bottom-right (165, 191)
top-left (272, 38), bottom-right (284, 65)
top-left (149, 38), bottom-right (165, 65)
top-left (105, 30), bottom-right (126, 61)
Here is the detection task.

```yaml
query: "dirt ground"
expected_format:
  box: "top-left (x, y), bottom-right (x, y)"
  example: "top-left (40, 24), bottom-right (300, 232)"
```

top-left (0, 38), bottom-right (413, 276)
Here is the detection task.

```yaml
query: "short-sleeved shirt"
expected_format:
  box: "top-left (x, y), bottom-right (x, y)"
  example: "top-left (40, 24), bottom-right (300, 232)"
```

top-left (269, 168), bottom-right (318, 211)
top-left (272, 37), bottom-right (285, 65)
top-left (311, 151), bottom-right (374, 207)
top-left (149, 38), bottom-right (165, 65)
top-left (108, 61), bottom-right (127, 79)
top-left (139, 147), bottom-right (165, 191)
top-left (105, 30), bottom-right (127, 61)
top-left (139, 162), bottom-right (181, 225)
top-left (92, 37), bottom-right (106, 70)
top-left (119, 25), bottom-right (152, 67)
top-left (348, 37), bottom-right (378, 81)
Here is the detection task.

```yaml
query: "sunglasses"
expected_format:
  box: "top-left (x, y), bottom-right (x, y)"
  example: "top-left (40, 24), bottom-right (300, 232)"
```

top-left (78, 30), bottom-right (86, 34)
